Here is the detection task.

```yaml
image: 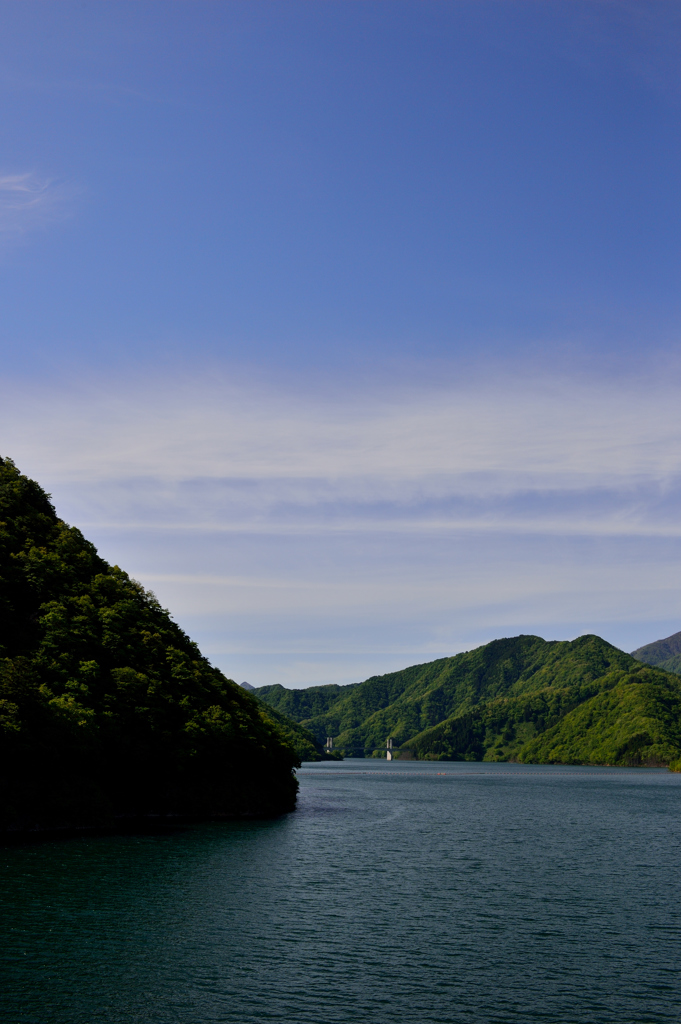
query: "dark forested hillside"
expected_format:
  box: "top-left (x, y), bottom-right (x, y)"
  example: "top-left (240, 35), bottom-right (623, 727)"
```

top-left (656, 655), bottom-right (681, 676)
top-left (254, 635), bottom-right (681, 768)
top-left (252, 701), bottom-right (329, 763)
top-left (254, 682), bottom-right (359, 722)
top-left (631, 631), bottom-right (681, 676)
top-left (0, 457), bottom-right (300, 832)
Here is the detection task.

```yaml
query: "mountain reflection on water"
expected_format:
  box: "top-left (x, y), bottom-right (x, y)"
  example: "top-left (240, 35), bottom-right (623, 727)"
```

top-left (2, 761), bottom-right (680, 1024)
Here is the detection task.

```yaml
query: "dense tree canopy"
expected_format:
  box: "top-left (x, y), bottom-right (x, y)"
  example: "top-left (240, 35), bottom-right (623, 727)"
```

top-left (631, 630), bottom-right (681, 677)
top-left (0, 457), bottom-right (300, 832)
top-left (255, 634), bottom-right (681, 768)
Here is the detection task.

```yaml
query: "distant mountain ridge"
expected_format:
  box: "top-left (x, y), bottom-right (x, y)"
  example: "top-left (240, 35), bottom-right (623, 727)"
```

top-left (631, 631), bottom-right (681, 677)
top-left (253, 635), bottom-right (681, 768)
top-left (254, 682), bottom-right (359, 722)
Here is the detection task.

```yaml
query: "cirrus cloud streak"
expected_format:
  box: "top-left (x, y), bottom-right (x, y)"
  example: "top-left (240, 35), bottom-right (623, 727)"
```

top-left (1, 366), bottom-right (680, 684)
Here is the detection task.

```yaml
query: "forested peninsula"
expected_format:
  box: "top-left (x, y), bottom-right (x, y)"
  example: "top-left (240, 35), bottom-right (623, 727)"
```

top-left (0, 458), bottom-right (303, 834)
top-left (255, 635), bottom-right (681, 769)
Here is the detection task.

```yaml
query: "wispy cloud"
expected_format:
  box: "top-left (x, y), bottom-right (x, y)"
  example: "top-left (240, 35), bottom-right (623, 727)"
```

top-left (3, 366), bottom-right (681, 552)
top-left (0, 171), bottom-right (73, 241)
top-left (2, 368), bottom-right (680, 498)
top-left (1, 367), bottom-right (680, 684)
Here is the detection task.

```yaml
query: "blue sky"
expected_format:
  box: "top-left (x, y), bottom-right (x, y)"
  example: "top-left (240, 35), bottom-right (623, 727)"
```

top-left (2, 0), bottom-right (681, 686)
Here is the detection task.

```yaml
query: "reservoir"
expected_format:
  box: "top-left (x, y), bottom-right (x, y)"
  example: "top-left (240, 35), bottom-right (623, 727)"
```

top-left (2, 761), bottom-right (680, 1023)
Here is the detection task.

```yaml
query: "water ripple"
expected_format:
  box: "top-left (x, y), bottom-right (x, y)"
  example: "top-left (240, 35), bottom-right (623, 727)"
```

top-left (1, 762), bottom-right (680, 1023)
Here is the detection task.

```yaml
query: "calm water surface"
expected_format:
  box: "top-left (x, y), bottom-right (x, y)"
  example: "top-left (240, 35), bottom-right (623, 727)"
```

top-left (1, 761), bottom-right (680, 1023)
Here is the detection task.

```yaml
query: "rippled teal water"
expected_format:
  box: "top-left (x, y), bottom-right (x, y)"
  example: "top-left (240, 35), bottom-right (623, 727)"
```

top-left (2, 761), bottom-right (680, 1023)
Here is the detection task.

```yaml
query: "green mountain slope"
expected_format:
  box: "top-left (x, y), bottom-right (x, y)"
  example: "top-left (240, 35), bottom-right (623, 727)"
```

top-left (519, 667), bottom-right (681, 766)
top-left (631, 631), bottom-right (681, 676)
top-left (254, 636), bottom-right (681, 767)
top-left (254, 682), bottom-right (359, 722)
top-left (253, 701), bottom-right (328, 762)
top-left (407, 664), bottom-right (681, 766)
top-left (656, 654), bottom-right (681, 676)
top-left (0, 457), bottom-right (299, 832)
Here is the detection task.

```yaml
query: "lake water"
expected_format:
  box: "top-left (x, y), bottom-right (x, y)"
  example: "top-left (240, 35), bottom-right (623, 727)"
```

top-left (2, 760), bottom-right (680, 1024)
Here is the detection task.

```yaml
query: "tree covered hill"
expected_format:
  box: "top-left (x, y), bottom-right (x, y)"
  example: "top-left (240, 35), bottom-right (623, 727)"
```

top-left (253, 635), bottom-right (681, 768)
top-left (0, 457), bottom-right (301, 833)
top-left (254, 682), bottom-right (360, 722)
top-left (252, 700), bottom-right (330, 763)
top-left (631, 630), bottom-right (681, 677)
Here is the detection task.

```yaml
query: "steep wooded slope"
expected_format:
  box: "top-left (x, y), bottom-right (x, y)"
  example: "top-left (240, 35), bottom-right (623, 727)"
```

top-left (407, 662), bottom-right (681, 766)
top-left (0, 457), bottom-right (300, 832)
top-left (253, 701), bottom-right (327, 762)
top-left (254, 636), bottom-right (681, 767)
top-left (254, 682), bottom-right (359, 722)
top-left (631, 630), bottom-right (681, 677)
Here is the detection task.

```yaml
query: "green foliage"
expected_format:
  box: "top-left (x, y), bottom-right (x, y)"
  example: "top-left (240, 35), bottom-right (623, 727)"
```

top-left (253, 682), bottom-right (359, 722)
top-left (253, 701), bottom-right (327, 762)
top-left (518, 667), bottom-right (681, 765)
top-left (0, 457), bottom-right (299, 831)
top-left (255, 635), bottom-right (681, 768)
top-left (631, 630), bottom-right (681, 671)
top-left (650, 654), bottom-right (681, 677)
